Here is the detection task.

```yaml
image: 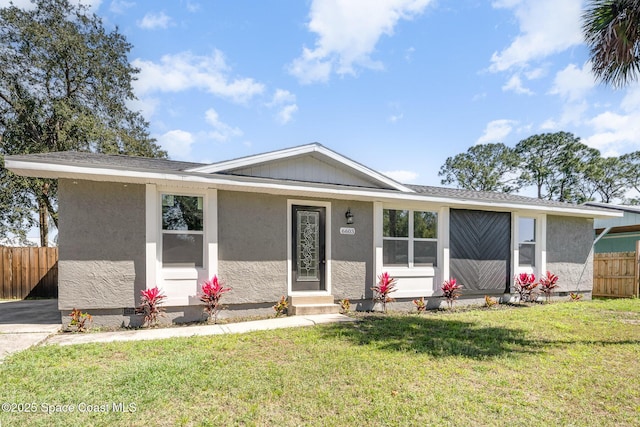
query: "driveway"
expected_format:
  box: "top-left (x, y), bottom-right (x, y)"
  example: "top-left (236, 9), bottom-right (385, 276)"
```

top-left (0, 299), bottom-right (61, 362)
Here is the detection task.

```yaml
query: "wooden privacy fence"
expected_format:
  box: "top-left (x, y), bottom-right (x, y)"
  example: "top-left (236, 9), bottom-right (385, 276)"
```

top-left (0, 247), bottom-right (58, 299)
top-left (593, 244), bottom-right (640, 298)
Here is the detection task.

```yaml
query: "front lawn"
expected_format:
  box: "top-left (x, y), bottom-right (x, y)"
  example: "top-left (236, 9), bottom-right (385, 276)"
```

top-left (1, 299), bottom-right (639, 426)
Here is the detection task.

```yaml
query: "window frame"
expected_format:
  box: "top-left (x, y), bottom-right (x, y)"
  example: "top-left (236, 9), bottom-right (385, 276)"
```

top-left (383, 208), bottom-right (438, 267)
top-left (517, 216), bottom-right (536, 267)
top-left (160, 192), bottom-right (206, 269)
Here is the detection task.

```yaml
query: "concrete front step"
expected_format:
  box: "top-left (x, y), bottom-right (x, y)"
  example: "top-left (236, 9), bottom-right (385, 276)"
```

top-left (288, 295), bottom-right (334, 306)
top-left (289, 303), bottom-right (341, 315)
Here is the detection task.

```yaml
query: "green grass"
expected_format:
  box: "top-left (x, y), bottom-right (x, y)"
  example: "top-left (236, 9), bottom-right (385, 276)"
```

top-left (1, 299), bottom-right (640, 426)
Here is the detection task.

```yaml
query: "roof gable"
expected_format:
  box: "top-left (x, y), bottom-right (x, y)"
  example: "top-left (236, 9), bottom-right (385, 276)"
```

top-left (186, 143), bottom-right (413, 191)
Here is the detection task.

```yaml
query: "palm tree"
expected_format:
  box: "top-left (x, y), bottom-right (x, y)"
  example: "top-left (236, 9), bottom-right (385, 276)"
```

top-left (583, 0), bottom-right (640, 87)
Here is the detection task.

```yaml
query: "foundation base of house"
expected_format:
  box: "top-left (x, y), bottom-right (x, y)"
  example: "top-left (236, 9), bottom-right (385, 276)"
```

top-left (288, 295), bottom-right (341, 315)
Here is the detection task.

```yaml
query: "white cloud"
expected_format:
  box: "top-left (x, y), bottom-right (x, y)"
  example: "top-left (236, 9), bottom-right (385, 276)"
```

top-left (621, 83), bottom-right (640, 112)
top-left (126, 96), bottom-right (159, 120)
top-left (476, 119), bottom-right (517, 144)
top-left (138, 11), bottom-right (173, 30)
top-left (540, 118), bottom-right (558, 130)
top-left (270, 89), bottom-right (296, 105)
top-left (132, 51), bottom-right (264, 103)
top-left (549, 63), bottom-right (595, 102)
top-left (109, 0), bottom-right (134, 14)
top-left (267, 89), bottom-right (298, 124)
top-left (276, 104), bottom-right (299, 125)
top-left (524, 67), bottom-right (546, 80)
top-left (157, 130), bottom-right (195, 160)
top-left (289, 0), bottom-right (433, 84)
top-left (388, 113), bottom-right (404, 123)
top-left (584, 110), bottom-right (640, 151)
top-left (204, 108), bottom-right (243, 141)
top-left (405, 47), bottom-right (416, 63)
top-left (382, 170), bottom-right (419, 183)
top-left (502, 74), bottom-right (533, 95)
top-left (186, 1), bottom-right (200, 13)
top-left (489, 0), bottom-right (583, 72)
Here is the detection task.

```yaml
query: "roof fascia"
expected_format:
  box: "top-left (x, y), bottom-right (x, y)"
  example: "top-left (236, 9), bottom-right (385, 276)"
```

top-left (5, 158), bottom-right (620, 219)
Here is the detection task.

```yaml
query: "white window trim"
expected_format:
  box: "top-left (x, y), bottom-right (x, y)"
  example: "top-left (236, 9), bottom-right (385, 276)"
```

top-left (160, 192), bottom-right (206, 272)
top-left (287, 199), bottom-right (332, 297)
top-left (374, 204), bottom-right (447, 298)
top-left (145, 185), bottom-right (218, 306)
top-left (382, 208), bottom-right (438, 268)
top-left (513, 212), bottom-right (546, 276)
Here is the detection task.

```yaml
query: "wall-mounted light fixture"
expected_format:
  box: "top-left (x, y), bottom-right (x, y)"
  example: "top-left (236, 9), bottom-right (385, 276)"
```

top-left (345, 208), bottom-right (354, 224)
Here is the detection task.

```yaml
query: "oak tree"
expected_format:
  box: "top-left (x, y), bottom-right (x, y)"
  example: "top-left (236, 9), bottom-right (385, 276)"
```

top-left (0, 0), bottom-right (166, 245)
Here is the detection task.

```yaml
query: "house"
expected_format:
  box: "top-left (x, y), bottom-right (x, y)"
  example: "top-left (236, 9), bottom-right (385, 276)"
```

top-left (585, 202), bottom-right (640, 254)
top-left (5, 143), bottom-right (619, 326)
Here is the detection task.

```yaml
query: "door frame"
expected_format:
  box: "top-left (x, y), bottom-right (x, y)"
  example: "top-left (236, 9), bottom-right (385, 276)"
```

top-left (287, 199), bottom-right (332, 296)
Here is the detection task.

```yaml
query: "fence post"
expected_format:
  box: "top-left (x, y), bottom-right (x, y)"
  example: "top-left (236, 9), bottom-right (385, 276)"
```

top-left (635, 240), bottom-right (640, 298)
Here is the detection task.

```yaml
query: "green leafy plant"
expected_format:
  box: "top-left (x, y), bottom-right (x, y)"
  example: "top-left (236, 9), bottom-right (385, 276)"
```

top-left (484, 295), bottom-right (498, 308)
top-left (199, 275), bottom-right (231, 324)
top-left (514, 273), bottom-right (539, 303)
top-left (372, 272), bottom-right (397, 313)
top-left (69, 308), bottom-right (92, 332)
top-left (539, 271), bottom-right (559, 303)
top-left (339, 298), bottom-right (351, 314)
top-left (570, 292), bottom-right (583, 301)
top-left (441, 278), bottom-right (462, 309)
top-left (413, 297), bottom-right (426, 313)
top-left (273, 296), bottom-right (288, 317)
top-left (137, 286), bottom-right (166, 327)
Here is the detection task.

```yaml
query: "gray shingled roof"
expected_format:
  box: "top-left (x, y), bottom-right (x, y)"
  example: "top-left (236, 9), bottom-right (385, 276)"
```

top-left (5, 151), bottom-right (613, 213)
top-left (6, 151), bottom-right (206, 172)
top-left (408, 184), bottom-right (591, 209)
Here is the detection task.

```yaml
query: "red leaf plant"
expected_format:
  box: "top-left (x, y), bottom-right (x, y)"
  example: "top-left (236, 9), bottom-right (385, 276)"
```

top-left (372, 272), bottom-right (397, 313)
top-left (199, 275), bottom-right (231, 323)
top-left (514, 273), bottom-right (538, 303)
top-left (137, 286), bottom-right (166, 327)
top-left (441, 278), bottom-right (462, 309)
top-left (539, 271), bottom-right (559, 303)
top-left (413, 297), bottom-right (426, 313)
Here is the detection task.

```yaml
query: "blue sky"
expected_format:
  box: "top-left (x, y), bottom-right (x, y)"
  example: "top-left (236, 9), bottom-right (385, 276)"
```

top-left (5, 0), bottom-right (640, 188)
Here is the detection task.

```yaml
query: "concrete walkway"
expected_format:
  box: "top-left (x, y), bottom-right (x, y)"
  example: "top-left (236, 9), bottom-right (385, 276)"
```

top-left (0, 299), bottom-right (356, 361)
top-left (46, 313), bottom-right (357, 347)
top-left (0, 299), bottom-right (61, 362)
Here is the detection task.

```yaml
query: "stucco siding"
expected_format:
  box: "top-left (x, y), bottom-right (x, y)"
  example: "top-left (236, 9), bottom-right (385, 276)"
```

top-left (546, 215), bottom-right (594, 292)
top-left (330, 200), bottom-right (373, 299)
top-left (217, 191), bottom-right (288, 303)
top-left (58, 179), bottom-right (146, 310)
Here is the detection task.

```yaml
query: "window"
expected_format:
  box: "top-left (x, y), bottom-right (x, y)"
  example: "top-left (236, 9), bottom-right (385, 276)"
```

top-left (383, 209), bottom-right (437, 266)
top-left (161, 194), bottom-right (204, 268)
top-left (518, 217), bottom-right (536, 266)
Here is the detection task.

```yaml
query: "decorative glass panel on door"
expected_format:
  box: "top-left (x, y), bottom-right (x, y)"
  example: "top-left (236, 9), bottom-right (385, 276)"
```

top-left (296, 210), bottom-right (320, 281)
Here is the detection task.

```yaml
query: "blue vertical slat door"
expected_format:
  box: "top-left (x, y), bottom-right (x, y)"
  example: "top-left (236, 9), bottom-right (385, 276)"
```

top-left (449, 209), bottom-right (511, 294)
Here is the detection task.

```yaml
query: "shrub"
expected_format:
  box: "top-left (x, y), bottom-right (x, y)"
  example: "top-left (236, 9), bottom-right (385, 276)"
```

top-left (339, 298), bottom-right (351, 314)
top-left (69, 308), bottom-right (92, 332)
top-left (372, 272), bottom-right (397, 313)
top-left (539, 271), bottom-right (559, 303)
top-left (441, 278), bottom-right (462, 309)
top-left (570, 292), bottom-right (583, 301)
top-left (514, 273), bottom-right (538, 303)
top-left (137, 286), bottom-right (166, 327)
top-left (484, 295), bottom-right (498, 308)
top-left (273, 296), bottom-right (288, 317)
top-left (199, 275), bottom-right (231, 324)
top-left (413, 297), bottom-right (426, 313)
